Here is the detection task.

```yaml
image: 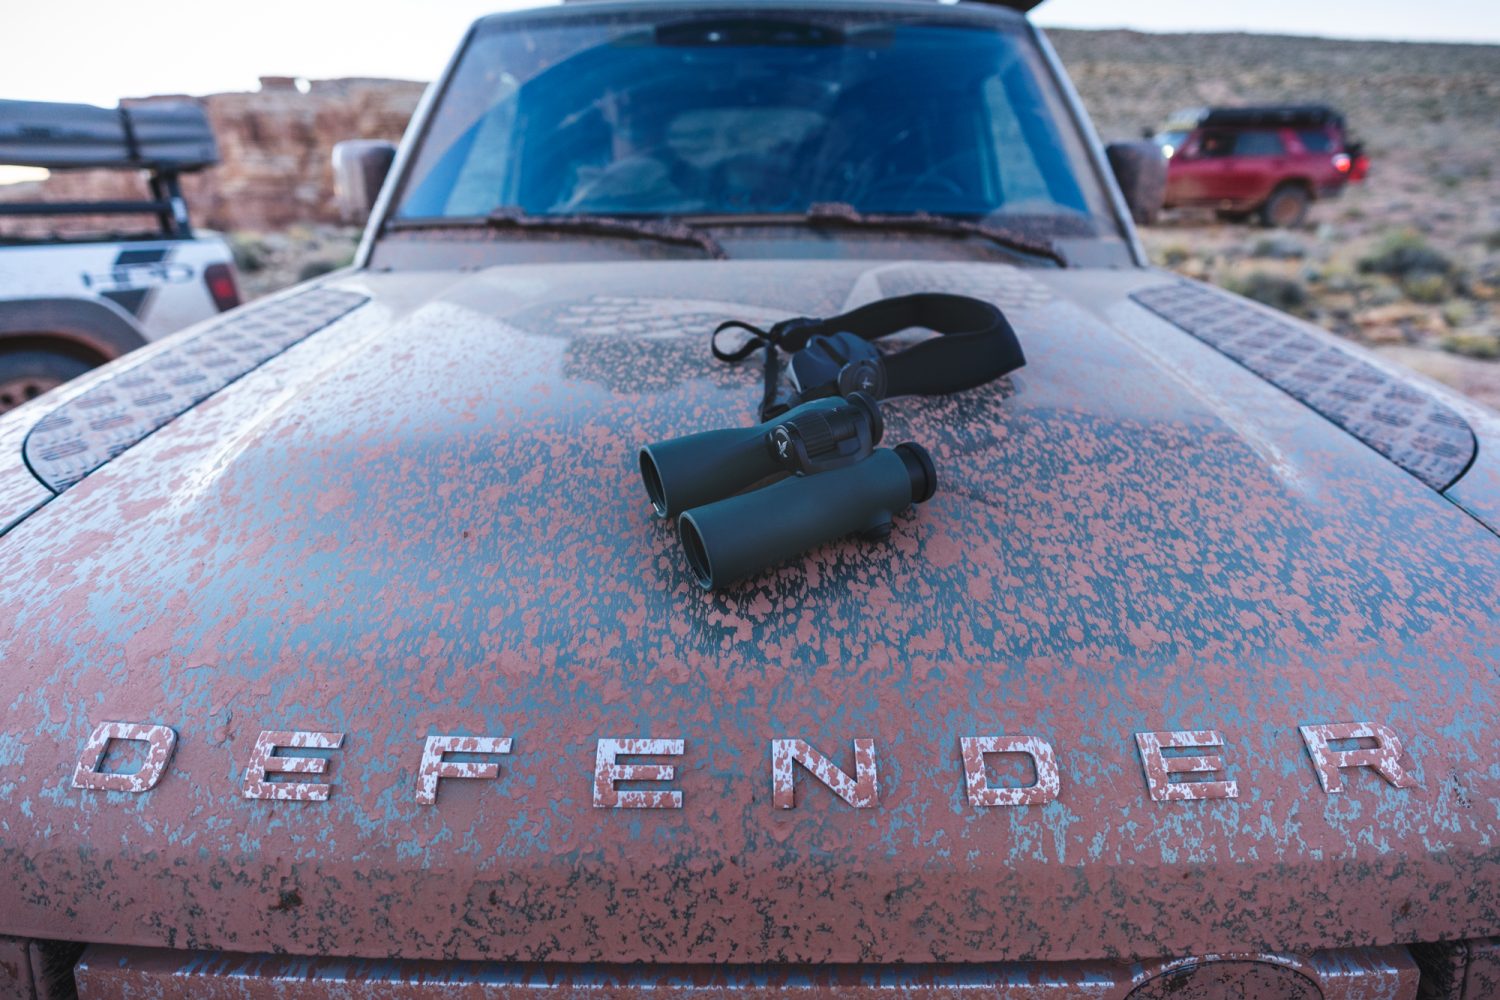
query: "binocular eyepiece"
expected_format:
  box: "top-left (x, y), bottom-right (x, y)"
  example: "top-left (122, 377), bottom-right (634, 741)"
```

top-left (639, 392), bottom-right (883, 519)
top-left (638, 396), bottom-right (938, 590)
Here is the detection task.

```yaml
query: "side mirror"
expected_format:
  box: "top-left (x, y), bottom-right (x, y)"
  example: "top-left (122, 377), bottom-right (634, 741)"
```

top-left (1104, 141), bottom-right (1167, 227)
top-left (332, 139), bottom-right (396, 223)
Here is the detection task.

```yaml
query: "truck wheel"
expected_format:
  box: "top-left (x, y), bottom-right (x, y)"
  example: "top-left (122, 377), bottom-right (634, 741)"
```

top-left (0, 346), bottom-right (94, 414)
top-left (1259, 185), bottom-right (1310, 228)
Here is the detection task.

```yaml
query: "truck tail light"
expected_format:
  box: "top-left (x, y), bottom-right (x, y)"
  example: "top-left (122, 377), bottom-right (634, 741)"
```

top-left (203, 262), bottom-right (242, 312)
top-left (1332, 153), bottom-right (1352, 174)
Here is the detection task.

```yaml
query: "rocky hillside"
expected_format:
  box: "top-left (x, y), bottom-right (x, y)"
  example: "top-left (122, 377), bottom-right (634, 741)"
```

top-left (183, 77), bottom-right (425, 230)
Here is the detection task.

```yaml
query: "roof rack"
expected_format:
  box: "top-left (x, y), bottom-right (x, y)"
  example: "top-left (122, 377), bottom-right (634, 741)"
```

top-left (1187, 105), bottom-right (1346, 129)
top-left (557, 0), bottom-right (1046, 9)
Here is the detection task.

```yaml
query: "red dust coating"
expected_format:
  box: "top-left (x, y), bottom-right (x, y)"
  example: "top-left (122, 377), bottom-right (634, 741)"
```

top-left (593, 738), bottom-right (684, 809)
top-left (70, 722), bottom-right (177, 794)
top-left (2, 259), bottom-right (1500, 967)
top-left (1134, 730), bottom-right (1237, 802)
top-left (416, 735), bottom-right (513, 806)
top-left (1299, 722), bottom-right (1414, 794)
top-left (772, 739), bottom-right (879, 809)
top-left (241, 731), bottom-right (344, 802)
top-left (961, 735), bottom-right (1060, 807)
top-left (70, 722), bottom-right (1416, 809)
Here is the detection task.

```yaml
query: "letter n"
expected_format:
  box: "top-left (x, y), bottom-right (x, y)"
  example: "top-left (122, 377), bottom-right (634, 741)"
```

top-left (771, 738), bottom-right (878, 809)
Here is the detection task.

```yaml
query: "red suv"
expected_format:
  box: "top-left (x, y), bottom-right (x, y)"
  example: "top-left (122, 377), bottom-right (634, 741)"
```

top-left (1153, 105), bottom-right (1368, 227)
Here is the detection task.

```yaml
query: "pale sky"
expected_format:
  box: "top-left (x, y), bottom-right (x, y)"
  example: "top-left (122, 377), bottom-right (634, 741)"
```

top-left (0, 0), bottom-right (1496, 108)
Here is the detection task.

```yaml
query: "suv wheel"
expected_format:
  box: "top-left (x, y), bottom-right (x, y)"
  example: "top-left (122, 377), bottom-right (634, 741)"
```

top-left (1259, 184), bottom-right (1310, 228)
top-left (0, 345), bottom-right (94, 415)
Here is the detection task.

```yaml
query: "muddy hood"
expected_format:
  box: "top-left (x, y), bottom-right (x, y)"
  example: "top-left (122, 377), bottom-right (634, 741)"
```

top-left (1, 259), bottom-right (1498, 963)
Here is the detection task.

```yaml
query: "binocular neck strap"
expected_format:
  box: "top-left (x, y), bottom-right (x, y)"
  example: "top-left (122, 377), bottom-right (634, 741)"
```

top-left (711, 318), bottom-right (798, 421)
top-left (811, 293), bottom-right (1024, 398)
top-left (712, 293), bottom-right (1026, 421)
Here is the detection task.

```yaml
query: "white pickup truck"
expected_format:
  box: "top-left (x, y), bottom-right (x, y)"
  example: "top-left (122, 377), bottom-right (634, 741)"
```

top-left (0, 99), bottom-right (240, 412)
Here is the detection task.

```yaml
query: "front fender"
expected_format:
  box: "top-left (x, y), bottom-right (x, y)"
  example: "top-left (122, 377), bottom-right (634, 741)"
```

top-left (1444, 412), bottom-right (1500, 536)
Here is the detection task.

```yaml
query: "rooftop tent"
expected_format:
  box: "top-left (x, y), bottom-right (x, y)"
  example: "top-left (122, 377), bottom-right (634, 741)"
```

top-left (0, 99), bottom-right (219, 171)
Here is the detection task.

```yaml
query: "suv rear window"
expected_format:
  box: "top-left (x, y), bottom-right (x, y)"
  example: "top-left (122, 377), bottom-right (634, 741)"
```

top-left (1232, 131), bottom-right (1286, 157)
top-left (396, 8), bottom-right (1117, 234)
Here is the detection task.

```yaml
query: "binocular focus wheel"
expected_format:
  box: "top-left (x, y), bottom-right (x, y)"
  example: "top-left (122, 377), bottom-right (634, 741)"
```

top-left (838, 360), bottom-right (886, 399)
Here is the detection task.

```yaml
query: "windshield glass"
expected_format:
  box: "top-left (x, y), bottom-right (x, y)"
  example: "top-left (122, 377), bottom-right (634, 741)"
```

top-left (1152, 130), bottom-right (1190, 158)
top-left (396, 7), bottom-right (1117, 236)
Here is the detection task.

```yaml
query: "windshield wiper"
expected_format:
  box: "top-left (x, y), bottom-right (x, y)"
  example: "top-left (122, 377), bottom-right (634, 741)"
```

top-left (389, 206), bottom-right (1065, 265)
top-left (487, 209), bottom-right (728, 260)
top-left (799, 202), bottom-right (1068, 267)
top-left (386, 210), bottom-right (729, 260)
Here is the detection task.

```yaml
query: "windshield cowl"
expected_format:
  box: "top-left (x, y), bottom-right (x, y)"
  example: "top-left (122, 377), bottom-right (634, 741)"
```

top-left (385, 204), bottom-right (1067, 266)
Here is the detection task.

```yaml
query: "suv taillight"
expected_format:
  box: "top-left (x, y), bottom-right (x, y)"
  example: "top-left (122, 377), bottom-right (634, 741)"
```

top-left (203, 262), bottom-right (242, 312)
top-left (1332, 153), bottom-right (1352, 174)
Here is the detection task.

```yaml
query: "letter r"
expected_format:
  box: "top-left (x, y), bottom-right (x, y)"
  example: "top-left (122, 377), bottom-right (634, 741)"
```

top-left (1300, 722), bottom-right (1414, 793)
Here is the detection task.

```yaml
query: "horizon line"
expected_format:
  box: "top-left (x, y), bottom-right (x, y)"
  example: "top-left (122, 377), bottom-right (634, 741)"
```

top-left (1034, 23), bottom-right (1500, 46)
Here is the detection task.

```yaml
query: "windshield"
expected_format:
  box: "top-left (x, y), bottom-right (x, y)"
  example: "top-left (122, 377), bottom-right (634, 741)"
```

top-left (396, 7), bottom-right (1117, 237)
top-left (1152, 130), bottom-right (1191, 158)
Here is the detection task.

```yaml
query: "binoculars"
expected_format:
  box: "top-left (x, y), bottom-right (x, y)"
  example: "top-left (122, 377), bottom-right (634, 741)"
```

top-left (639, 395), bottom-right (938, 589)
